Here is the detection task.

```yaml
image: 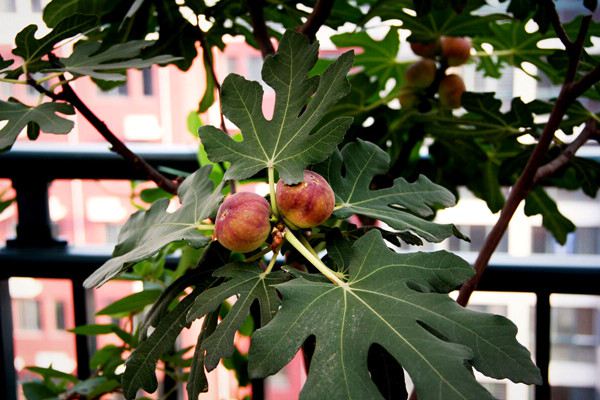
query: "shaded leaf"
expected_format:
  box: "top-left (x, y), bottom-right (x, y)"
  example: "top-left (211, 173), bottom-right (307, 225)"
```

top-left (331, 29), bottom-right (406, 93)
top-left (0, 100), bottom-right (74, 151)
top-left (316, 140), bottom-right (462, 242)
top-left (55, 41), bottom-right (180, 81)
top-left (123, 288), bottom-right (202, 399)
top-left (22, 382), bottom-right (59, 400)
top-left (186, 264), bottom-right (289, 370)
top-left (187, 311), bottom-right (219, 400)
top-left (96, 289), bottom-right (162, 316)
top-left (249, 230), bottom-right (541, 399)
top-left (84, 166), bottom-right (222, 288)
top-left (43, 0), bottom-right (117, 28)
top-left (524, 187), bottom-right (575, 244)
top-left (199, 30), bottom-right (354, 184)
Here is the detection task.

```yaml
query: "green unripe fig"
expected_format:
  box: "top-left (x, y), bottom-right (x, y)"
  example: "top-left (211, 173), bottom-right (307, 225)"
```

top-left (405, 59), bottom-right (437, 89)
top-left (276, 170), bottom-right (335, 229)
top-left (215, 192), bottom-right (271, 252)
top-left (441, 36), bottom-right (471, 66)
top-left (438, 74), bottom-right (466, 109)
top-left (410, 40), bottom-right (441, 59)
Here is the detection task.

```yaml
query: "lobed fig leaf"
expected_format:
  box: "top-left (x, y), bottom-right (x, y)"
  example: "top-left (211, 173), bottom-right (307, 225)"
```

top-left (199, 30), bottom-right (354, 184)
top-left (316, 140), bottom-right (465, 243)
top-left (84, 166), bottom-right (222, 288)
top-left (249, 230), bottom-right (541, 400)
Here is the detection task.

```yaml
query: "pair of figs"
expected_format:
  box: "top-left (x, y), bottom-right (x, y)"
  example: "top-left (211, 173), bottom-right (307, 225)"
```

top-left (214, 171), bottom-right (334, 252)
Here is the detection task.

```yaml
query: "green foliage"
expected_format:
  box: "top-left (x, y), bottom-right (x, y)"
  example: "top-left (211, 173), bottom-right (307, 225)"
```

top-left (250, 230), bottom-right (541, 399)
top-left (317, 140), bottom-right (463, 242)
top-left (10, 0), bottom-right (600, 398)
top-left (83, 167), bottom-right (222, 288)
top-left (199, 30), bottom-right (354, 184)
top-left (0, 100), bottom-right (74, 151)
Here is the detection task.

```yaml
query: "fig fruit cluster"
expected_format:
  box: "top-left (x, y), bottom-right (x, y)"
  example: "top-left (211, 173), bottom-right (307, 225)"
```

top-left (400, 36), bottom-right (469, 110)
top-left (214, 170), bottom-right (334, 252)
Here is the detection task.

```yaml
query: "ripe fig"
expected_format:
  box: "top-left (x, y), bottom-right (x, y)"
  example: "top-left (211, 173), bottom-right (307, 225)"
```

top-left (276, 170), bottom-right (335, 229)
top-left (410, 40), bottom-right (441, 59)
top-left (215, 192), bottom-right (271, 252)
top-left (405, 59), bottom-right (437, 89)
top-left (398, 88), bottom-right (419, 109)
top-left (441, 36), bottom-right (471, 66)
top-left (438, 74), bottom-right (466, 109)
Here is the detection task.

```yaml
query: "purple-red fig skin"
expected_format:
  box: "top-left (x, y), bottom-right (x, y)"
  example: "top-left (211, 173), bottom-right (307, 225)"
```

top-left (405, 59), bottom-right (437, 89)
top-left (441, 36), bottom-right (471, 66)
top-left (410, 40), bottom-right (441, 59)
top-left (276, 170), bottom-right (335, 228)
top-left (215, 192), bottom-right (271, 252)
top-left (438, 74), bottom-right (466, 109)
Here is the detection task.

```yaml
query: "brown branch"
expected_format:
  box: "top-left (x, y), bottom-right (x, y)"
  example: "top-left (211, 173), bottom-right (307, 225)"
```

top-left (546, 0), bottom-right (572, 51)
top-left (564, 15), bottom-right (591, 84)
top-left (456, 16), bottom-right (600, 308)
top-left (247, 0), bottom-right (275, 57)
top-left (297, 0), bottom-right (334, 41)
top-left (54, 79), bottom-right (179, 194)
top-left (534, 119), bottom-right (597, 183)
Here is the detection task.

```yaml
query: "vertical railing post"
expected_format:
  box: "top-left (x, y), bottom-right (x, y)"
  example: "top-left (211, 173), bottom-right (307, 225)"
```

top-left (7, 177), bottom-right (65, 248)
top-left (535, 291), bottom-right (551, 400)
top-left (0, 279), bottom-right (17, 400)
top-left (72, 278), bottom-right (96, 380)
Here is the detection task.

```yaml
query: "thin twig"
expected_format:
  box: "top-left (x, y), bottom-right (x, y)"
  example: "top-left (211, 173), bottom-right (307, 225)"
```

top-left (54, 77), bottom-right (179, 194)
top-left (534, 119), bottom-right (597, 183)
top-left (545, 0), bottom-right (572, 51)
top-left (564, 15), bottom-right (591, 84)
top-left (247, 0), bottom-right (275, 57)
top-left (297, 0), bottom-right (335, 41)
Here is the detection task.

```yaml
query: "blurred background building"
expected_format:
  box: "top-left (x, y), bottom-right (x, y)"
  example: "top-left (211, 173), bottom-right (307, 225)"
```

top-left (0, 1), bottom-right (598, 399)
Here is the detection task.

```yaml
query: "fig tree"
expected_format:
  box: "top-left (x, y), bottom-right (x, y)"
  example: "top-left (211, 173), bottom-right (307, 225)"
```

top-left (405, 59), bottom-right (437, 89)
top-left (215, 192), bottom-right (271, 252)
top-left (276, 170), bottom-right (335, 228)
top-left (441, 36), bottom-right (471, 66)
top-left (438, 74), bottom-right (466, 109)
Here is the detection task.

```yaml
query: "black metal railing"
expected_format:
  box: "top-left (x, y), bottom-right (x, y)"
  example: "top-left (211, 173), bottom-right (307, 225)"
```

top-left (0, 143), bottom-right (599, 400)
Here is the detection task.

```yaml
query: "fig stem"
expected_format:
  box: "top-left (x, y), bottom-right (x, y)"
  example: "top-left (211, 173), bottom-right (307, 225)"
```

top-left (299, 235), bottom-right (319, 258)
top-left (262, 246), bottom-right (282, 275)
top-left (268, 166), bottom-right (279, 218)
top-left (332, 204), bottom-right (345, 211)
top-left (244, 246), bottom-right (272, 263)
top-left (195, 224), bottom-right (215, 231)
top-left (284, 229), bottom-right (346, 286)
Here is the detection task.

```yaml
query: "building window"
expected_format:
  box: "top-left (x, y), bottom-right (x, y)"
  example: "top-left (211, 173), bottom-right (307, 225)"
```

top-left (142, 68), bottom-right (153, 96)
top-left (31, 0), bottom-right (42, 12)
top-left (552, 307), bottom-right (597, 363)
top-left (15, 299), bottom-right (42, 331)
top-left (55, 301), bottom-right (66, 330)
top-left (532, 227), bottom-right (600, 255)
top-left (0, 0), bottom-right (16, 12)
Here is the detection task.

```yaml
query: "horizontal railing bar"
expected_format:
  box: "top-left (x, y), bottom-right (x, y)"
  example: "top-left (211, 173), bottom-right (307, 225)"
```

top-left (0, 143), bottom-right (199, 180)
top-left (0, 246), bottom-right (599, 294)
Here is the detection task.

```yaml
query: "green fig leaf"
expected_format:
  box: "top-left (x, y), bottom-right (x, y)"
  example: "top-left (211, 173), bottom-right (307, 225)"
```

top-left (317, 140), bottom-right (464, 242)
top-left (199, 30), bottom-right (354, 184)
top-left (0, 100), bottom-right (75, 151)
top-left (84, 167), bottom-right (222, 288)
top-left (249, 230), bottom-right (541, 399)
top-left (187, 264), bottom-right (289, 371)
